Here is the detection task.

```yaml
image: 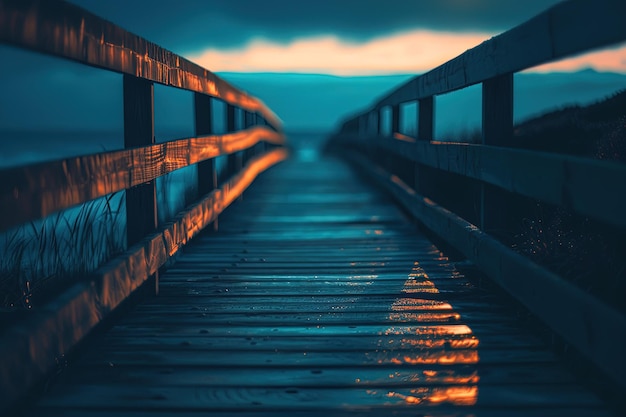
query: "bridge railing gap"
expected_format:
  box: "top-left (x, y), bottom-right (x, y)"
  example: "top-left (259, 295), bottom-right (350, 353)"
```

top-left (329, 0), bottom-right (626, 392)
top-left (0, 0), bottom-right (287, 411)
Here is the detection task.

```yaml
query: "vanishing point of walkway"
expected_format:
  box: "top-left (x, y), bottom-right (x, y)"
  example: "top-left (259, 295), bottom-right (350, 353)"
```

top-left (20, 145), bottom-right (613, 416)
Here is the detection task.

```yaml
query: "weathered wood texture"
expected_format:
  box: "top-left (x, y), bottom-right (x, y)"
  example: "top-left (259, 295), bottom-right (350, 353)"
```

top-left (480, 74), bottom-right (513, 232)
top-left (17, 149), bottom-right (614, 416)
top-left (0, 0), bottom-right (280, 128)
top-left (417, 97), bottom-right (434, 141)
top-left (342, 149), bottom-right (626, 393)
top-left (0, 126), bottom-right (285, 231)
top-left (226, 104), bottom-right (243, 179)
top-left (372, 0), bottom-right (626, 109)
top-left (337, 135), bottom-right (626, 229)
top-left (0, 148), bottom-right (288, 413)
top-left (123, 74), bottom-right (157, 248)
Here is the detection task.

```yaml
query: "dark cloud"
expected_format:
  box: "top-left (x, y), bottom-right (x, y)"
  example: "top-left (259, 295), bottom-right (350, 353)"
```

top-left (69, 0), bottom-right (562, 54)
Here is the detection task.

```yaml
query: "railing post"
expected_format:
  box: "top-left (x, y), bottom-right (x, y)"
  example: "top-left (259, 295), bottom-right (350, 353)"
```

top-left (370, 111), bottom-right (381, 166)
top-left (391, 104), bottom-right (412, 186)
top-left (226, 104), bottom-right (237, 133)
top-left (257, 112), bottom-right (267, 156)
top-left (358, 115), bottom-right (366, 137)
top-left (416, 97), bottom-right (434, 197)
top-left (481, 73), bottom-right (514, 233)
top-left (226, 104), bottom-right (238, 178)
top-left (243, 110), bottom-right (255, 163)
top-left (391, 104), bottom-right (400, 136)
top-left (226, 104), bottom-right (243, 202)
top-left (194, 92), bottom-right (218, 230)
top-left (418, 97), bottom-right (434, 141)
top-left (123, 74), bottom-right (158, 294)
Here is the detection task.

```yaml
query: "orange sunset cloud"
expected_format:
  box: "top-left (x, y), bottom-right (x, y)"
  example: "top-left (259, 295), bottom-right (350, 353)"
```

top-left (189, 30), bottom-right (494, 75)
top-left (189, 30), bottom-right (626, 76)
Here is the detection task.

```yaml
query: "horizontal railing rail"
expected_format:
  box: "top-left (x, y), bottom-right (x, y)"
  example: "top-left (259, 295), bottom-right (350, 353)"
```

top-left (0, 126), bottom-right (284, 231)
top-left (367, 0), bottom-right (625, 110)
top-left (329, 0), bottom-right (626, 392)
top-left (0, 0), bottom-right (281, 128)
top-left (342, 135), bottom-right (626, 229)
top-left (0, 0), bottom-right (287, 411)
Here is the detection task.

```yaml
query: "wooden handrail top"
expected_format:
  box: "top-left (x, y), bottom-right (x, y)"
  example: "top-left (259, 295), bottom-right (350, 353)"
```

top-left (358, 0), bottom-right (625, 113)
top-left (0, 0), bottom-right (282, 129)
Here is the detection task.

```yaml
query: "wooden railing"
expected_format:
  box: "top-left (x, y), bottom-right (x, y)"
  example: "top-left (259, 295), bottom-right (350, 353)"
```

top-left (329, 0), bottom-right (626, 390)
top-left (0, 0), bottom-right (287, 409)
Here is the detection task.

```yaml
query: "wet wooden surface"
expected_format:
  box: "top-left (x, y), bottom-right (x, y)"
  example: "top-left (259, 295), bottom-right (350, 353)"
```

top-left (19, 145), bottom-right (615, 416)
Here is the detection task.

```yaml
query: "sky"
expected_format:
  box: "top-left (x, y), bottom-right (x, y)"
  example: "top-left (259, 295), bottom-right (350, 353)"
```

top-left (67, 0), bottom-right (625, 75)
top-left (1, 0), bottom-right (625, 146)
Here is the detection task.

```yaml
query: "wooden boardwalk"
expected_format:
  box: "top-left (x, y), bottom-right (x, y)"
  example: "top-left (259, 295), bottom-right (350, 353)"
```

top-left (19, 147), bottom-right (615, 417)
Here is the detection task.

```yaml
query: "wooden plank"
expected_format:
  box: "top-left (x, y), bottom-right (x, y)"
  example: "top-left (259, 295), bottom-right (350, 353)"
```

top-left (0, 0), bottom-right (281, 128)
top-left (51, 363), bottom-right (573, 388)
top-left (17, 405), bottom-right (615, 417)
top-left (0, 148), bottom-right (288, 412)
top-left (0, 126), bottom-right (285, 231)
top-left (30, 384), bottom-right (605, 410)
top-left (91, 334), bottom-right (544, 352)
top-left (344, 150), bottom-right (626, 391)
top-left (110, 315), bottom-right (514, 330)
top-left (19, 407), bottom-right (619, 417)
top-left (373, 0), bottom-right (626, 109)
top-left (78, 348), bottom-right (552, 368)
top-left (336, 135), bottom-right (626, 229)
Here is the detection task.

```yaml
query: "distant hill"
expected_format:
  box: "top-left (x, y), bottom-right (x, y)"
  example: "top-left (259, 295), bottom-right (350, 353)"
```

top-left (512, 89), bottom-right (626, 161)
top-left (218, 69), bottom-right (626, 136)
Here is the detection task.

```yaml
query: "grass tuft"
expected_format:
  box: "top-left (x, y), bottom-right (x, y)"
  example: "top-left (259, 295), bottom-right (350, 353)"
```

top-left (0, 192), bottom-right (126, 312)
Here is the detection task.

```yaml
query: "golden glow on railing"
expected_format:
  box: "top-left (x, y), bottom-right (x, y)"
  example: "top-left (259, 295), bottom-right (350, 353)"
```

top-left (221, 148), bottom-right (289, 209)
top-left (389, 175), bottom-right (416, 196)
top-left (393, 132), bottom-right (417, 143)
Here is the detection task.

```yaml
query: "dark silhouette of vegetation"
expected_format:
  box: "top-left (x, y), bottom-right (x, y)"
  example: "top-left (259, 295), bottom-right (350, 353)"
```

top-left (511, 90), bottom-right (626, 312)
top-left (0, 193), bottom-right (125, 320)
top-left (512, 89), bottom-right (626, 161)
